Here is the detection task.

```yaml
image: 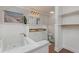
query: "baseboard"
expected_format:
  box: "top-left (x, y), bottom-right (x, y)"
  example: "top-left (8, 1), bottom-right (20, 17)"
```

top-left (59, 48), bottom-right (73, 53)
top-left (55, 48), bottom-right (73, 53)
top-left (63, 46), bottom-right (79, 53)
top-left (55, 47), bottom-right (63, 52)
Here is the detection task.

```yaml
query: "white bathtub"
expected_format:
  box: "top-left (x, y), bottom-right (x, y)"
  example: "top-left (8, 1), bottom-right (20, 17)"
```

top-left (3, 37), bottom-right (49, 53)
top-left (0, 23), bottom-right (49, 53)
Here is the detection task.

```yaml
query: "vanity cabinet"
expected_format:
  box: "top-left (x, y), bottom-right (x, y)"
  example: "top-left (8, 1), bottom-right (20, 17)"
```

top-left (29, 30), bottom-right (48, 42)
top-left (42, 31), bottom-right (48, 40)
top-left (29, 32), bottom-right (42, 42)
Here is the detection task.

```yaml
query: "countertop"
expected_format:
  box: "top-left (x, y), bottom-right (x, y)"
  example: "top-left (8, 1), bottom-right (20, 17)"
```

top-left (29, 28), bottom-right (46, 32)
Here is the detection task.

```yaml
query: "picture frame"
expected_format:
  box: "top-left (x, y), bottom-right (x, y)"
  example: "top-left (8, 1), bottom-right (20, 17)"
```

top-left (4, 10), bottom-right (25, 23)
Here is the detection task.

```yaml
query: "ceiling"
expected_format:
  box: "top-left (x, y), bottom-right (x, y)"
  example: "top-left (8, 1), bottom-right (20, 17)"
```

top-left (18, 6), bottom-right (55, 15)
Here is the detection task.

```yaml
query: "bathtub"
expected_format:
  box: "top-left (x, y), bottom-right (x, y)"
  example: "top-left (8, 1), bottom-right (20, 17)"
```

top-left (0, 23), bottom-right (49, 53)
top-left (2, 37), bottom-right (49, 53)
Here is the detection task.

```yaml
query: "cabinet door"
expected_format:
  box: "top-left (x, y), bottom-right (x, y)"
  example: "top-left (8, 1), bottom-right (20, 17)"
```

top-left (29, 32), bottom-right (42, 42)
top-left (42, 31), bottom-right (48, 40)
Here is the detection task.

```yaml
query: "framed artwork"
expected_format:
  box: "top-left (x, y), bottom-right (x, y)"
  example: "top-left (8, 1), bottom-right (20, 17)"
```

top-left (4, 10), bottom-right (25, 23)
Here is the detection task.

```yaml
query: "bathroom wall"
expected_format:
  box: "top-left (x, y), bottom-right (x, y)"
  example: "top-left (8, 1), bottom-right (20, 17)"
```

top-left (0, 6), bottom-right (54, 34)
top-left (0, 6), bottom-right (50, 30)
top-left (0, 6), bottom-right (28, 23)
top-left (62, 6), bottom-right (79, 15)
top-left (39, 14), bottom-right (55, 35)
top-left (1, 23), bottom-right (29, 51)
top-left (62, 6), bottom-right (79, 52)
top-left (0, 6), bottom-right (29, 51)
top-left (0, 6), bottom-right (51, 37)
top-left (48, 14), bottom-right (55, 35)
top-left (40, 14), bottom-right (49, 26)
top-left (62, 26), bottom-right (79, 52)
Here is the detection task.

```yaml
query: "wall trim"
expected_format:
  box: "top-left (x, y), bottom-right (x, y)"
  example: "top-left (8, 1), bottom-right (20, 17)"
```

top-left (63, 46), bottom-right (79, 53)
top-left (55, 47), bottom-right (63, 52)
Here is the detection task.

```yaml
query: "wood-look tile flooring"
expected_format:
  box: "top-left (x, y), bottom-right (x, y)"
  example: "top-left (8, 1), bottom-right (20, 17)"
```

top-left (49, 43), bottom-right (73, 53)
top-left (59, 48), bottom-right (73, 53)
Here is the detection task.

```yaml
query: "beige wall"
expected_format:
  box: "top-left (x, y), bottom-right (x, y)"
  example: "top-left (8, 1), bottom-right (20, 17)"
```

top-left (0, 6), bottom-right (55, 35)
top-left (62, 6), bottom-right (79, 52)
top-left (48, 14), bottom-right (55, 34)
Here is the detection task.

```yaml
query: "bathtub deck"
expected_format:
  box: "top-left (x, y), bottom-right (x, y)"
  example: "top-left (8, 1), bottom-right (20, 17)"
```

top-left (3, 40), bottom-right (49, 53)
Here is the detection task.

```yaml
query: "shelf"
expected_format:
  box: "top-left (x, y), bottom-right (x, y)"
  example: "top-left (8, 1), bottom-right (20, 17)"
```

top-left (61, 10), bottom-right (79, 17)
top-left (61, 24), bottom-right (79, 26)
top-left (61, 24), bottom-right (79, 29)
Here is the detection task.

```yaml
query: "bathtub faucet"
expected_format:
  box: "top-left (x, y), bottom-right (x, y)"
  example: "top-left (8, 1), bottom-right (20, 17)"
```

top-left (20, 33), bottom-right (26, 37)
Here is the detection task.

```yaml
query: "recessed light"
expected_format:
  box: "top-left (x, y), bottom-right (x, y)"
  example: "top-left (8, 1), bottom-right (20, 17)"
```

top-left (50, 11), bottom-right (54, 14)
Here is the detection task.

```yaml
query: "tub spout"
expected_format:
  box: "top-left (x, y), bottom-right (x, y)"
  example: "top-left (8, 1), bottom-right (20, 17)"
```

top-left (20, 33), bottom-right (26, 37)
